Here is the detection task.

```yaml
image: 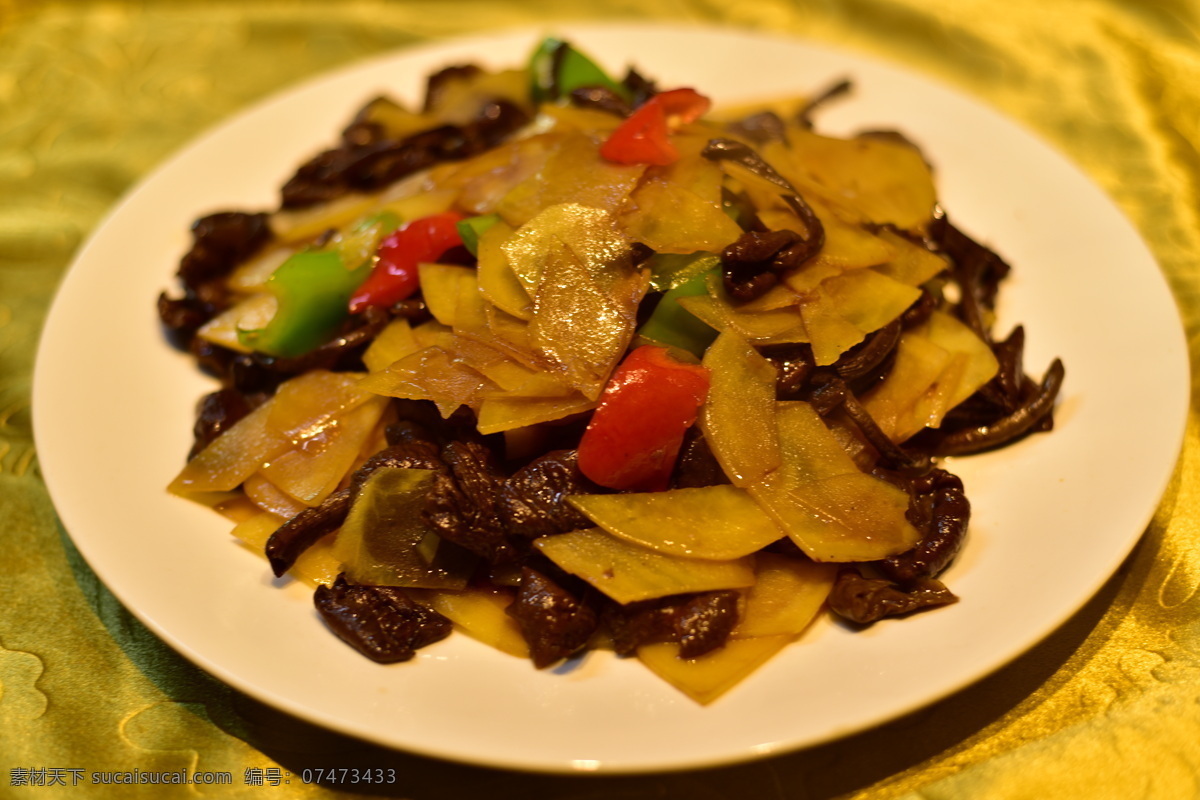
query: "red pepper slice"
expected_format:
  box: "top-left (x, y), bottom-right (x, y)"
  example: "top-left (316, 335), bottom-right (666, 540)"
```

top-left (348, 211), bottom-right (465, 312)
top-left (599, 88), bottom-right (712, 167)
top-left (600, 100), bottom-right (676, 166)
top-left (654, 87), bottom-right (712, 125)
top-left (577, 345), bottom-right (712, 492)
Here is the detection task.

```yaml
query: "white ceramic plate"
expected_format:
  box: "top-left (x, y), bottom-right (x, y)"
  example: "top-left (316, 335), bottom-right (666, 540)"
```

top-left (34, 24), bottom-right (1188, 774)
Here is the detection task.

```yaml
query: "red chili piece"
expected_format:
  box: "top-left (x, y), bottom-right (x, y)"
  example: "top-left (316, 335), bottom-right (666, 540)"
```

top-left (348, 211), bottom-right (465, 312)
top-left (599, 88), bottom-right (712, 167)
top-left (577, 345), bottom-right (712, 492)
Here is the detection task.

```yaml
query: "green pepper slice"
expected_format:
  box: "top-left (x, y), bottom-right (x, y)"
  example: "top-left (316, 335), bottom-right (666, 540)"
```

top-left (529, 36), bottom-right (631, 105)
top-left (239, 212), bottom-right (398, 357)
top-left (238, 250), bottom-right (371, 358)
top-left (456, 213), bottom-right (501, 256)
top-left (637, 267), bottom-right (720, 357)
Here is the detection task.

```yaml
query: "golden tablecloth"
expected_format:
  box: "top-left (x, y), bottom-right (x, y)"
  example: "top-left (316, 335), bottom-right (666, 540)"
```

top-left (4, 1), bottom-right (1199, 797)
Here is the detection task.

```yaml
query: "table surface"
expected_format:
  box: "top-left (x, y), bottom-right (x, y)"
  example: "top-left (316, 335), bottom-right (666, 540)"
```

top-left (4, 1), bottom-right (1199, 798)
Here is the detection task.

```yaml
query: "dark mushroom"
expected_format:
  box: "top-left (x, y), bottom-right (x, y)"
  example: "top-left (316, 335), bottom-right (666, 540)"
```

top-left (795, 78), bottom-right (853, 130)
top-left (806, 371), bottom-right (929, 474)
top-left (605, 590), bottom-right (740, 658)
top-left (934, 358), bottom-right (1064, 456)
top-left (424, 440), bottom-right (517, 565)
top-left (499, 450), bottom-right (598, 539)
top-left (265, 489), bottom-right (353, 578)
top-left (834, 317), bottom-right (902, 385)
top-left (314, 575), bottom-right (452, 663)
top-left (506, 567), bottom-right (600, 668)
top-left (568, 85), bottom-right (631, 117)
top-left (881, 469), bottom-right (970, 581)
top-left (281, 99), bottom-right (530, 209)
top-left (701, 138), bottom-right (826, 301)
top-left (827, 567), bottom-right (957, 624)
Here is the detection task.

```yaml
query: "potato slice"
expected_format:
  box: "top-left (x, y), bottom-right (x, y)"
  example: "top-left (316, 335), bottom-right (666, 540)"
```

top-left (768, 128), bottom-right (937, 232)
top-left (620, 145), bottom-right (742, 255)
top-left (873, 228), bottom-right (949, 286)
top-left (267, 370), bottom-right (377, 440)
top-left (169, 401), bottom-right (291, 495)
top-left (732, 553), bottom-right (837, 639)
top-left (822, 268), bottom-right (920, 335)
top-left (747, 402), bottom-right (922, 561)
top-left (621, 174), bottom-right (743, 254)
top-left (475, 393), bottom-right (596, 435)
top-left (860, 332), bottom-right (951, 439)
top-left (793, 265), bottom-right (920, 365)
top-left (759, 197), bottom-right (895, 272)
top-left (535, 104), bottom-right (624, 135)
top-left (645, 251), bottom-right (722, 293)
top-left (766, 400), bottom-right (861, 478)
top-left (466, 349), bottom-right (541, 393)
top-left (230, 512), bottom-right (339, 587)
top-left (568, 485), bottom-right (785, 560)
top-left (424, 67), bottom-right (530, 123)
top-left (919, 310), bottom-right (1000, 416)
top-left (637, 635), bottom-right (792, 705)
top-left (677, 274), bottom-right (809, 344)
top-left (780, 259), bottom-right (851, 297)
top-left (482, 305), bottom-right (540, 367)
top-left (677, 295), bottom-right (808, 345)
top-left (862, 310), bottom-right (999, 441)
top-left (382, 188), bottom-right (457, 223)
top-left (798, 472), bottom-right (917, 552)
top-left (735, 280), bottom-right (805, 313)
top-left (230, 510), bottom-right (282, 552)
top-left (242, 473), bottom-right (308, 518)
top-left (447, 133), bottom-right (558, 216)
top-left (514, 203), bottom-right (650, 399)
top-left (797, 290), bottom-right (867, 366)
top-left (292, 537), bottom-right (343, 588)
top-left (416, 588), bottom-right (529, 658)
top-left (913, 353), bottom-right (970, 432)
top-left (171, 371), bottom-right (386, 496)
top-left (412, 318), bottom-right (455, 350)
top-left (628, 481), bottom-right (838, 707)
top-left (260, 395), bottom-right (388, 506)
top-left (362, 318), bottom-right (421, 372)
top-left (496, 131), bottom-right (645, 227)
top-left (699, 330), bottom-right (781, 486)
top-left (477, 368), bottom-right (577, 399)
top-left (447, 335), bottom-right (523, 383)
top-left (534, 528), bottom-right (755, 604)
top-left (270, 191), bottom-right (386, 243)
top-left (475, 219), bottom-right (531, 320)
top-left (196, 292), bottom-right (277, 353)
top-left (419, 262), bottom-right (486, 331)
top-left (359, 346), bottom-right (494, 418)
top-left (752, 477), bottom-right (912, 562)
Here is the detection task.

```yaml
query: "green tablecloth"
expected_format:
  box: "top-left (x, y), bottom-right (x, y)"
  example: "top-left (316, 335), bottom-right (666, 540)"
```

top-left (4, 1), bottom-right (1199, 797)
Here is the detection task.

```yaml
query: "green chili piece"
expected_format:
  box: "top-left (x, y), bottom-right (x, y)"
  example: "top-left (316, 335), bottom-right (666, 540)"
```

top-left (637, 268), bottom-right (720, 357)
top-left (456, 213), bottom-right (501, 256)
top-left (238, 211), bottom-right (399, 358)
top-left (238, 250), bottom-right (372, 358)
top-left (529, 36), bottom-right (631, 104)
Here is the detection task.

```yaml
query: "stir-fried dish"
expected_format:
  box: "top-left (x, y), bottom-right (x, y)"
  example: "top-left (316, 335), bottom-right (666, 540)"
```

top-left (158, 38), bottom-right (1064, 704)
